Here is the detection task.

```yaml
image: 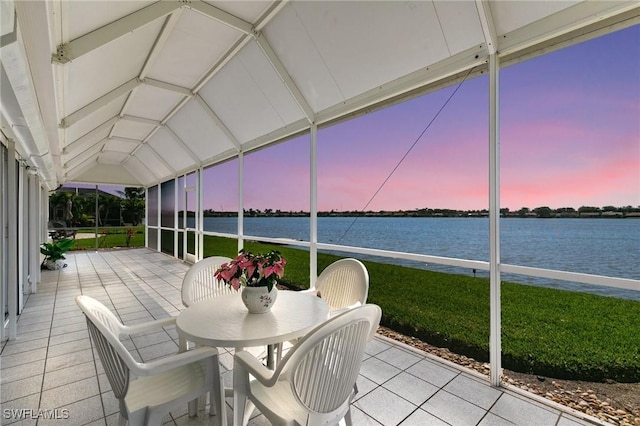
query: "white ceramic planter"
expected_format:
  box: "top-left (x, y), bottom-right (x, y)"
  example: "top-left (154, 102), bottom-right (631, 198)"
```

top-left (241, 285), bottom-right (278, 314)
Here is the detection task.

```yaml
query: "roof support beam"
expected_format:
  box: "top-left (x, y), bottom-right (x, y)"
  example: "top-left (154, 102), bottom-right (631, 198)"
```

top-left (59, 78), bottom-right (141, 128)
top-left (143, 78), bottom-right (193, 97)
top-left (121, 115), bottom-right (161, 126)
top-left (140, 8), bottom-right (183, 79)
top-left (254, 32), bottom-right (315, 122)
top-left (109, 136), bottom-right (140, 145)
top-left (52, 1), bottom-right (180, 63)
top-left (195, 94), bottom-right (241, 151)
top-left (186, 0), bottom-right (253, 34)
top-left (476, 0), bottom-right (498, 55)
top-left (63, 115), bottom-right (119, 153)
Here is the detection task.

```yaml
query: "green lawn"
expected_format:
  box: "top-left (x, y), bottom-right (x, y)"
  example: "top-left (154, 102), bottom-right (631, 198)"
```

top-left (72, 227), bottom-right (145, 250)
top-left (71, 233), bottom-right (640, 382)
top-left (202, 235), bottom-right (640, 383)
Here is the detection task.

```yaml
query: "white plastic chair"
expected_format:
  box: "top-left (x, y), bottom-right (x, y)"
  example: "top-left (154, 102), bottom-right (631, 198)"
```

top-left (308, 258), bottom-right (369, 314)
top-left (233, 304), bottom-right (382, 426)
top-left (277, 258), bottom-right (370, 364)
top-left (181, 256), bottom-right (234, 308)
top-left (75, 295), bottom-right (225, 426)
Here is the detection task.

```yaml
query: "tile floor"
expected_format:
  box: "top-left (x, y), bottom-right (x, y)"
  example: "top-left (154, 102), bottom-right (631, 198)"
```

top-left (1, 249), bottom-right (605, 425)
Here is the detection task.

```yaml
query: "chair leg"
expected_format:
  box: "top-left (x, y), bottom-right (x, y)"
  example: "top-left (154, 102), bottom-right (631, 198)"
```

top-left (188, 398), bottom-right (198, 417)
top-left (210, 359), bottom-right (226, 426)
top-left (344, 407), bottom-right (353, 426)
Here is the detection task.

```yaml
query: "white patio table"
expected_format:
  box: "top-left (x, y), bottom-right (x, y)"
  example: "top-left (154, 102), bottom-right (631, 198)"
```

top-left (176, 290), bottom-right (330, 425)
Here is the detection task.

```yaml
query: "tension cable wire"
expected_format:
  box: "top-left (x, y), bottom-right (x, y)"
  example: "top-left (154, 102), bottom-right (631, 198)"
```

top-left (335, 66), bottom-right (476, 244)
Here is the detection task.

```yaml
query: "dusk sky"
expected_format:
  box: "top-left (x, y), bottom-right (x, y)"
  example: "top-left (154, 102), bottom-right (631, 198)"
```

top-left (74, 25), bottom-right (639, 213)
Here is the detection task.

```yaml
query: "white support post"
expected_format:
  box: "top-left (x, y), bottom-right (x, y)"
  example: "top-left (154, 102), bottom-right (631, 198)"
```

top-left (28, 171), bottom-right (38, 293)
top-left (197, 168), bottom-right (203, 261)
top-left (309, 125), bottom-right (318, 287)
top-left (156, 184), bottom-right (161, 252)
top-left (488, 52), bottom-right (502, 386)
top-left (7, 139), bottom-right (17, 340)
top-left (18, 163), bottom-right (25, 311)
top-left (238, 152), bottom-right (244, 253)
top-left (144, 187), bottom-right (149, 248)
top-left (174, 176), bottom-right (179, 259)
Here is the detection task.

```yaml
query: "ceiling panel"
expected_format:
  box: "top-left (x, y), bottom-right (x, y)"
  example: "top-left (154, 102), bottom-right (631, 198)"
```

top-left (133, 145), bottom-right (173, 178)
top-left (285, 1), bottom-right (451, 100)
top-left (110, 120), bottom-right (156, 141)
top-left (103, 138), bottom-right (139, 154)
top-left (146, 9), bottom-right (242, 88)
top-left (65, 0), bottom-right (157, 41)
top-left (124, 156), bottom-right (156, 185)
top-left (262, 4), bottom-right (345, 112)
top-left (98, 151), bottom-right (129, 165)
top-left (64, 21), bottom-right (163, 113)
top-left (198, 42), bottom-right (300, 143)
top-left (205, 0), bottom-right (272, 23)
top-left (123, 85), bottom-right (184, 121)
top-left (435, 2), bottom-right (485, 53)
top-left (148, 127), bottom-right (196, 172)
top-left (490, 1), bottom-right (578, 36)
top-left (166, 98), bottom-right (236, 160)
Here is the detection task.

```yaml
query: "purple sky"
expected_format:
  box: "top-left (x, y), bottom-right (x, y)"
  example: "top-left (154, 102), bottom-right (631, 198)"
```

top-left (236, 25), bottom-right (639, 212)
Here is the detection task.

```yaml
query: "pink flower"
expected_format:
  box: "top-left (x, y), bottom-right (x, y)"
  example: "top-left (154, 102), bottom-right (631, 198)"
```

top-left (213, 250), bottom-right (286, 292)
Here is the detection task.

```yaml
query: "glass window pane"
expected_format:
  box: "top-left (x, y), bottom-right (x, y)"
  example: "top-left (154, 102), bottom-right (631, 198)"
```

top-left (161, 179), bottom-right (175, 228)
top-left (148, 186), bottom-right (158, 227)
top-left (243, 136), bottom-right (310, 240)
top-left (202, 159), bottom-right (239, 235)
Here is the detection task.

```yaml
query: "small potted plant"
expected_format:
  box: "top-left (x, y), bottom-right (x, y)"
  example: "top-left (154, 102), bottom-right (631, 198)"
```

top-left (214, 249), bottom-right (286, 313)
top-left (40, 238), bottom-right (75, 270)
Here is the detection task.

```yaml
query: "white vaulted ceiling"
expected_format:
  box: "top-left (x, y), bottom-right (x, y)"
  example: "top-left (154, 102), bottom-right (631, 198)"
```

top-left (1, 1), bottom-right (639, 189)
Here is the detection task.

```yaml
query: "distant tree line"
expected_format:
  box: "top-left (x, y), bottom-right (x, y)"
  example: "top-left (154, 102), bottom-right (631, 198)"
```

top-left (201, 205), bottom-right (640, 219)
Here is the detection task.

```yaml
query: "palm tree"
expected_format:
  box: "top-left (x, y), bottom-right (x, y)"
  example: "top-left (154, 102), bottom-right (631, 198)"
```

top-left (118, 187), bottom-right (145, 225)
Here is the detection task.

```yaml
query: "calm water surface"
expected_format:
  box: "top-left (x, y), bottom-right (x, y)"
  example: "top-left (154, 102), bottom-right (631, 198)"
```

top-left (203, 217), bottom-right (640, 300)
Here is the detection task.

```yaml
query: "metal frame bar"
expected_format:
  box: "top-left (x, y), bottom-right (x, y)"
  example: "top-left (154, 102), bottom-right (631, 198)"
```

top-left (488, 52), bottom-right (501, 386)
top-left (186, 0), bottom-right (253, 34)
top-left (7, 139), bottom-right (17, 339)
top-left (309, 124), bottom-right (318, 286)
top-left (59, 78), bottom-right (140, 128)
top-left (52, 1), bottom-right (180, 63)
top-left (254, 32), bottom-right (315, 122)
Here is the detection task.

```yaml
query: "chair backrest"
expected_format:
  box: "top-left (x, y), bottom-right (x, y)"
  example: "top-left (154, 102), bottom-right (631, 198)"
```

top-left (278, 304), bottom-right (381, 422)
top-left (181, 256), bottom-right (235, 307)
top-left (75, 295), bottom-right (137, 400)
top-left (315, 258), bottom-right (369, 311)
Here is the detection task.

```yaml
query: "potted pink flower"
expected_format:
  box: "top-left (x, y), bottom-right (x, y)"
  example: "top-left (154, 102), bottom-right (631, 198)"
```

top-left (215, 250), bottom-right (286, 313)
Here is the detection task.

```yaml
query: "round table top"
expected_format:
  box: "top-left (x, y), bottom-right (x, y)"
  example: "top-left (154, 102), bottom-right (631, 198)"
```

top-left (176, 290), bottom-right (330, 348)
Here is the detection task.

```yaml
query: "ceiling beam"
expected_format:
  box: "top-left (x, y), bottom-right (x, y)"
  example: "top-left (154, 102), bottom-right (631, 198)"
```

top-left (59, 78), bottom-right (141, 128)
top-left (63, 115), bottom-right (119, 153)
top-left (52, 1), bottom-right (180, 64)
top-left (254, 32), bottom-right (315, 122)
top-left (139, 8), bottom-right (183, 79)
top-left (476, 0), bottom-right (497, 55)
top-left (143, 78), bottom-right (193, 96)
top-left (186, 0), bottom-right (253, 34)
top-left (121, 114), bottom-right (161, 126)
top-left (195, 94), bottom-right (241, 151)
